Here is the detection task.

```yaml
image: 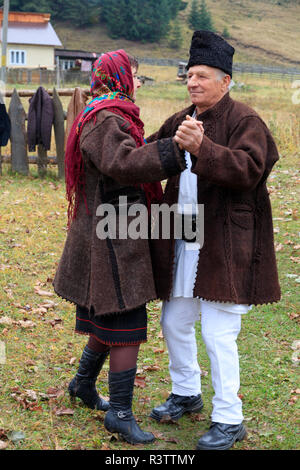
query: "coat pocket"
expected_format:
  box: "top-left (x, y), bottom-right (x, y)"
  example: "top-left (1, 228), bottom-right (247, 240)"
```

top-left (101, 186), bottom-right (145, 210)
top-left (230, 204), bottom-right (254, 230)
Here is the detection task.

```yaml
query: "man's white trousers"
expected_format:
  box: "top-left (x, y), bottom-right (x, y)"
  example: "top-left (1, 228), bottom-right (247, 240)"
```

top-left (161, 297), bottom-right (243, 425)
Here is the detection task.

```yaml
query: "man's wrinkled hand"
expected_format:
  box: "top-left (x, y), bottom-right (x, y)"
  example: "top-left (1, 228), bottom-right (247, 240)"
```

top-left (174, 115), bottom-right (204, 155)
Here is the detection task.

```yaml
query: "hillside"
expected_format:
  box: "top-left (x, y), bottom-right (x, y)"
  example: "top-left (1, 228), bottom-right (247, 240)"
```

top-left (54, 0), bottom-right (300, 67)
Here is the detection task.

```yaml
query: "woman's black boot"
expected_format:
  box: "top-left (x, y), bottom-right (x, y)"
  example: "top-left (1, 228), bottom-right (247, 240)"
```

top-left (104, 367), bottom-right (155, 445)
top-left (68, 346), bottom-right (109, 411)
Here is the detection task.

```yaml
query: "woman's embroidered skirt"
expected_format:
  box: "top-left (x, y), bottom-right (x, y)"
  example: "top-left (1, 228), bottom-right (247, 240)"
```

top-left (75, 304), bottom-right (147, 346)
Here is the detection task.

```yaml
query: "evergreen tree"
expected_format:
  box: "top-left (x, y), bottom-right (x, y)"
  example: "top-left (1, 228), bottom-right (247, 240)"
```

top-left (166, 0), bottom-right (187, 20)
top-left (50, 0), bottom-right (101, 27)
top-left (103, 0), bottom-right (128, 39)
top-left (137, 0), bottom-right (171, 42)
top-left (0, 0), bottom-right (186, 42)
top-left (222, 26), bottom-right (230, 38)
top-left (188, 0), bottom-right (214, 32)
top-left (188, 0), bottom-right (201, 30)
top-left (0, 0), bottom-right (51, 12)
top-left (0, 0), bottom-right (102, 27)
top-left (101, 0), bottom-right (174, 43)
top-left (168, 18), bottom-right (183, 50)
top-left (199, 0), bottom-right (214, 31)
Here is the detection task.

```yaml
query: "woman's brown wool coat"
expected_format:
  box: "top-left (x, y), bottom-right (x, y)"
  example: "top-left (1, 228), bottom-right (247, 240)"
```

top-left (148, 92), bottom-right (281, 306)
top-left (53, 110), bottom-right (186, 316)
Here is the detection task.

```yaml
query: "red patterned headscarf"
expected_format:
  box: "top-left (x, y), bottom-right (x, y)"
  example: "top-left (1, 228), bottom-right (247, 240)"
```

top-left (65, 49), bottom-right (163, 228)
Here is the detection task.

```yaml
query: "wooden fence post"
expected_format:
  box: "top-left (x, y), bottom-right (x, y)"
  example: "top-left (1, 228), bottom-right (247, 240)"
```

top-left (8, 89), bottom-right (29, 175)
top-left (52, 88), bottom-right (65, 179)
top-left (37, 144), bottom-right (48, 177)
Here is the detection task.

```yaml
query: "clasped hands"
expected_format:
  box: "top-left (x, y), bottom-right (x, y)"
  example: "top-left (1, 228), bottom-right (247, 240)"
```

top-left (174, 115), bottom-right (204, 155)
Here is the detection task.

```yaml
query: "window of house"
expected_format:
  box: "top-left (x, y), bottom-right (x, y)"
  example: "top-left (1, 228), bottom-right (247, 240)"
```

top-left (9, 49), bottom-right (26, 66)
top-left (61, 60), bottom-right (75, 70)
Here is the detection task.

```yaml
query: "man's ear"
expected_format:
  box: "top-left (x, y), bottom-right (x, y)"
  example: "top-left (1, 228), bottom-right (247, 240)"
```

top-left (222, 75), bottom-right (231, 92)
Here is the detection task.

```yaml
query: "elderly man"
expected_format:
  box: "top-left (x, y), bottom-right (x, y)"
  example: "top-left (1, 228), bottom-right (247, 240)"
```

top-left (148, 31), bottom-right (281, 450)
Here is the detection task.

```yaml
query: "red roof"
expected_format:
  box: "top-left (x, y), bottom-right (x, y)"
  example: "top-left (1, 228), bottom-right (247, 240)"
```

top-left (0, 11), bottom-right (50, 23)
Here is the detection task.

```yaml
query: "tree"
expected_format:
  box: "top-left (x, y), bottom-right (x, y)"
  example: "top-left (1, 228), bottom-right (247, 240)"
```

top-left (0, 0), bottom-right (102, 27)
top-left (199, 0), bottom-right (214, 31)
top-left (0, 0), bottom-right (51, 12)
top-left (188, 0), bottom-right (215, 32)
top-left (100, 0), bottom-right (128, 38)
top-left (188, 0), bottom-right (201, 30)
top-left (100, 0), bottom-right (174, 43)
top-left (166, 0), bottom-right (187, 20)
top-left (222, 26), bottom-right (230, 38)
top-left (0, 0), bottom-right (185, 41)
top-left (168, 18), bottom-right (183, 50)
top-left (50, 0), bottom-right (101, 27)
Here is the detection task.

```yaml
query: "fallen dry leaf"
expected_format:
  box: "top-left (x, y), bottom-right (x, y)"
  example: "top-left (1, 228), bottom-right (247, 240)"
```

top-left (34, 287), bottom-right (54, 297)
top-left (134, 376), bottom-right (146, 388)
top-left (163, 436), bottom-right (179, 444)
top-left (288, 396), bottom-right (298, 405)
top-left (40, 301), bottom-right (57, 309)
top-left (0, 440), bottom-right (8, 450)
top-left (10, 390), bottom-right (42, 412)
top-left (18, 320), bottom-right (36, 329)
top-left (152, 431), bottom-right (179, 443)
top-left (25, 390), bottom-right (38, 401)
top-left (153, 348), bottom-right (164, 354)
top-left (0, 316), bottom-right (14, 325)
top-left (288, 312), bottom-right (299, 321)
top-left (190, 413), bottom-right (206, 422)
top-left (44, 387), bottom-right (65, 399)
top-left (54, 407), bottom-right (74, 416)
top-left (138, 396), bottom-right (151, 405)
top-left (143, 364), bottom-right (161, 371)
top-left (159, 414), bottom-right (178, 424)
top-left (101, 442), bottom-right (111, 450)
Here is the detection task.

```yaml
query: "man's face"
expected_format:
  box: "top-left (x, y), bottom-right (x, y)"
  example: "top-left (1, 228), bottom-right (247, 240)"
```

top-left (187, 65), bottom-right (228, 111)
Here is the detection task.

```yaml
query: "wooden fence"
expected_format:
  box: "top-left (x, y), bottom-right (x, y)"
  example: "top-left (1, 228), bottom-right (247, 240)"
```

top-left (5, 62), bottom-right (300, 87)
top-left (0, 87), bottom-right (90, 178)
top-left (6, 68), bottom-right (91, 86)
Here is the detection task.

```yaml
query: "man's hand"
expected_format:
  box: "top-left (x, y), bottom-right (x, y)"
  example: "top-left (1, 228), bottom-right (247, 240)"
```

top-left (174, 115), bottom-right (204, 155)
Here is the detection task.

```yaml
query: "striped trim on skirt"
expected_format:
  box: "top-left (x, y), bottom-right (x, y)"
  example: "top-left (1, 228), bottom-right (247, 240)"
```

top-left (75, 304), bottom-right (147, 346)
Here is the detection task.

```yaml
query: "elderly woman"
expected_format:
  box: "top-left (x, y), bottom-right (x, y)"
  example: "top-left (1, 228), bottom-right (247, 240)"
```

top-left (53, 50), bottom-right (186, 444)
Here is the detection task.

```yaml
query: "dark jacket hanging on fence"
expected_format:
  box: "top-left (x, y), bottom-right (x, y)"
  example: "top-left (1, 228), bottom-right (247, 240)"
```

top-left (27, 86), bottom-right (54, 151)
top-left (0, 103), bottom-right (11, 146)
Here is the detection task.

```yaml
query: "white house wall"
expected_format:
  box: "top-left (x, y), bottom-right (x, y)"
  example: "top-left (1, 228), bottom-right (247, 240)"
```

top-left (7, 44), bottom-right (56, 70)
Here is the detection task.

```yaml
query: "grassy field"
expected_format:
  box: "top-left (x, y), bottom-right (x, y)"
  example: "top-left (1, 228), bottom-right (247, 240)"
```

top-left (54, 0), bottom-right (300, 67)
top-left (0, 67), bottom-right (299, 451)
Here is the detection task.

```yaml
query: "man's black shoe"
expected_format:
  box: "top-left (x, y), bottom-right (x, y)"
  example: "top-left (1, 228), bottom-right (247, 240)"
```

top-left (196, 422), bottom-right (247, 450)
top-left (150, 393), bottom-right (203, 422)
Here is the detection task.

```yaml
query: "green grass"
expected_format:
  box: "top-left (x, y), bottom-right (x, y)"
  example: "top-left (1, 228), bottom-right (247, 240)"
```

top-left (54, 0), bottom-right (300, 67)
top-left (0, 70), bottom-right (299, 450)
